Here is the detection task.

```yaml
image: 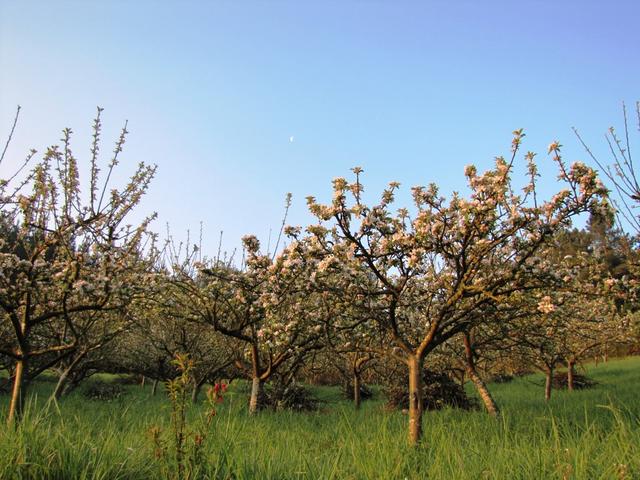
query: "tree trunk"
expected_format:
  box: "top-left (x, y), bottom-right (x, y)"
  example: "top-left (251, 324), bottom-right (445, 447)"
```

top-left (544, 366), bottom-right (553, 402)
top-left (52, 368), bottom-right (70, 401)
top-left (249, 376), bottom-right (263, 415)
top-left (7, 358), bottom-right (26, 426)
top-left (151, 379), bottom-right (159, 396)
top-left (353, 372), bottom-right (361, 410)
top-left (567, 360), bottom-right (575, 392)
top-left (467, 367), bottom-right (499, 416)
top-left (407, 355), bottom-right (423, 446)
top-left (140, 376), bottom-right (146, 388)
top-left (51, 349), bottom-right (88, 401)
top-left (463, 332), bottom-right (499, 417)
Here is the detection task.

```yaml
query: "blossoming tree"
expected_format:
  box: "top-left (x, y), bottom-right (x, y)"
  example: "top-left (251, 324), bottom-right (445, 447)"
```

top-left (170, 232), bottom-right (327, 414)
top-left (0, 109), bottom-right (155, 424)
top-left (306, 132), bottom-right (607, 444)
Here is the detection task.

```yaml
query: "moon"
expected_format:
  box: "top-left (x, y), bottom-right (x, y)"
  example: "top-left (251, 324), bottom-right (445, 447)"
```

top-left (289, 136), bottom-right (294, 143)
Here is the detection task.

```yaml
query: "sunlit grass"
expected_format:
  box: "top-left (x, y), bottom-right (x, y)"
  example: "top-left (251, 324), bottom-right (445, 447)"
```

top-left (1, 357), bottom-right (639, 479)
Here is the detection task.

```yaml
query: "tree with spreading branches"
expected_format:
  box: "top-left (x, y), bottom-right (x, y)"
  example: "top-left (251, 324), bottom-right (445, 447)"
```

top-left (0, 108), bottom-right (155, 424)
top-left (306, 131), bottom-right (607, 445)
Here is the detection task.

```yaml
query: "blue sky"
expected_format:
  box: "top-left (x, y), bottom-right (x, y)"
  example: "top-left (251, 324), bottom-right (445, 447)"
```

top-left (1, 0), bottom-right (638, 256)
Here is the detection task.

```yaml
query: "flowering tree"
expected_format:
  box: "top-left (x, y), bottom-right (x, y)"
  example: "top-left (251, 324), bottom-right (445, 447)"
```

top-left (49, 307), bottom-right (139, 400)
top-left (268, 223), bottom-right (381, 408)
top-left (117, 237), bottom-right (242, 400)
top-left (115, 296), bottom-right (238, 401)
top-left (509, 288), bottom-right (571, 401)
top-left (0, 108), bottom-right (155, 424)
top-left (165, 238), bottom-right (270, 413)
top-left (520, 230), bottom-right (631, 398)
top-left (306, 132), bottom-right (607, 444)
top-left (574, 102), bottom-right (640, 354)
top-left (231, 234), bottom-right (333, 411)
top-left (164, 232), bottom-right (327, 414)
top-left (325, 333), bottom-right (379, 409)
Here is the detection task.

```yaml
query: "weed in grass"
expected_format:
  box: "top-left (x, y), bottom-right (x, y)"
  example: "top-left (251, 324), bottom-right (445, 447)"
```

top-left (147, 353), bottom-right (227, 480)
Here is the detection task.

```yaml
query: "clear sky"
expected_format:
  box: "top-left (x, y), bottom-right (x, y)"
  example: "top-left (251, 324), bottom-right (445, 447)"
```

top-left (1, 0), bottom-right (638, 256)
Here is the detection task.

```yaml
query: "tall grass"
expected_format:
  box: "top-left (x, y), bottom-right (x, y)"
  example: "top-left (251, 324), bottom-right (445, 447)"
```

top-left (1, 357), bottom-right (638, 479)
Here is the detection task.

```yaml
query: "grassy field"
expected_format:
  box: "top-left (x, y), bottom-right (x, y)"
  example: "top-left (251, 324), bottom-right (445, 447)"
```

top-left (1, 357), bottom-right (639, 479)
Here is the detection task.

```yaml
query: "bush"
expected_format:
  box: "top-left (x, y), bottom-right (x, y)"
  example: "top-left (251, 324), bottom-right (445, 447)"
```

top-left (264, 382), bottom-right (320, 411)
top-left (84, 380), bottom-right (127, 401)
top-left (489, 373), bottom-right (514, 384)
top-left (341, 382), bottom-right (373, 401)
top-left (384, 370), bottom-right (478, 411)
top-left (552, 372), bottom-right (597, 390)
top-left (113, 374), bottom-right (143, 385)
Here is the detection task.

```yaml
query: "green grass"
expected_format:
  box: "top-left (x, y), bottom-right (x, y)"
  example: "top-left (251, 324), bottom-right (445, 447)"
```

top-left (1, 357), bottom-right (639, 479)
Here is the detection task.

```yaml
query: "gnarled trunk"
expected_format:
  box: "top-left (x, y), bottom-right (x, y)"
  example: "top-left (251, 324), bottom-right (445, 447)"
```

top-left (353, 372), bottom-right (361, 410)
top-left (407, 355), bottom-right (423, 446)
top-left (151, 379), bottom-right (159, 396)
